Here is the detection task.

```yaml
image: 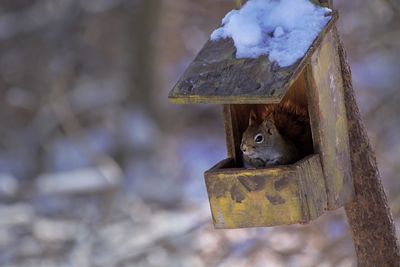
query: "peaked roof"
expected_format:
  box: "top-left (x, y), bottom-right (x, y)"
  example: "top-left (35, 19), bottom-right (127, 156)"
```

top-left (169, 12), bottom-right (337, 104)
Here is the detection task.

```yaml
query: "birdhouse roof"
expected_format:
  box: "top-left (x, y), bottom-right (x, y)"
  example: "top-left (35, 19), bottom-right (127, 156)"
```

top-left (169, 11), bottom-right (337, 104)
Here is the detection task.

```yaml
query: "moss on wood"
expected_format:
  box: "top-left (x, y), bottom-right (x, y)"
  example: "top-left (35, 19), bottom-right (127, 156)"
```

top-left (204, 155), bottom-right (326, 228)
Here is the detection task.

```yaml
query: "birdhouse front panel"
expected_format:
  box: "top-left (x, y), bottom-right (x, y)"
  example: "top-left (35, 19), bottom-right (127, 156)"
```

top-left (205, 155), bottom-right (326, 228)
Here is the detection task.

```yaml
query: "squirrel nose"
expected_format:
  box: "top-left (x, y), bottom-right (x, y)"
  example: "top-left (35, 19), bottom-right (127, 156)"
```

top-left (241, 144), bottom-right (247, 152)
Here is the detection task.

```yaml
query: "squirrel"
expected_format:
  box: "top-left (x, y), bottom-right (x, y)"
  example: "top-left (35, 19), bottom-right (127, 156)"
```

top-left (240, 101), bottom-right (312, 168)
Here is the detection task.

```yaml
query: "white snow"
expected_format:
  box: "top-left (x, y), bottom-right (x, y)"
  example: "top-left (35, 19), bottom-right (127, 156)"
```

top-left (273, 26), bottom-right (285, 38)
top-left (211, 0), bottom-right (332, 67)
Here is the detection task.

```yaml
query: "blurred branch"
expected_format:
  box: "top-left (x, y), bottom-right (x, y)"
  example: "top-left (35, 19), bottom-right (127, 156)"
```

top-left (364, 89), bottom-right (400, 120)
top-left (0, 1), bottom-right (75, 41)
top-left (47, 73), bottom-right (122, 173)
top-left (382, 0), bottom-right (400, 13)
top-left (111, 218), bottom-right (209, 266)
top-left (129, 0), bottom-right (161, 117)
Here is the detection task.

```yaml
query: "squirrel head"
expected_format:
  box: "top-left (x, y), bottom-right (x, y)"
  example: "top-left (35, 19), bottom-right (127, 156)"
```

top-left (240, 110), bottom-right (280, 160)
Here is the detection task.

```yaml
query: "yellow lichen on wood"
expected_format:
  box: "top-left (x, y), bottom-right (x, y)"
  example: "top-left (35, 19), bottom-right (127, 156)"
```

top-left (209, 173), bottom-right (301, 228)
top-left (204, 155), bottom-right (326, 228)
top-left (235, 0), bottom-right (242, 8)
top-left (169, 94), bottom-right (283, 105)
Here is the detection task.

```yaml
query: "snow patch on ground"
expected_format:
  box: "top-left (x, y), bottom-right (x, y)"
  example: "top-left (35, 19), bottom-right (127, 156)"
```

top-left (211, 0), bottom-right (331, 67)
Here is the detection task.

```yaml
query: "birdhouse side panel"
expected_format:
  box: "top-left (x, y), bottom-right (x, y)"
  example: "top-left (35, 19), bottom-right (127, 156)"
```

top-left (305, 29), bottom-right (354, 210)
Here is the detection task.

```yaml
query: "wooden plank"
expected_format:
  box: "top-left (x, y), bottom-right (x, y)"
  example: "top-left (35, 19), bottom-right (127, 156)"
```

top-left (169, 12), bottom-right (338, 104)
top-left (223, 104), bottom-right (253, 166)
top-left (223, 105), bottom-right (236, 160)
top-left (305, 30), bottom-right (354, 210)
top-left (240, 1), bottom-right (329, 8)
top-left (204, 154), bottom-right (326, 229)
top-left (298, 155), bottom-right (328, 219)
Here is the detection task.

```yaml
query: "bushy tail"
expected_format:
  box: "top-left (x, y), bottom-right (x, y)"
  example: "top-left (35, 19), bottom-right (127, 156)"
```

top-left (257, 100), bottom-right (313, 157)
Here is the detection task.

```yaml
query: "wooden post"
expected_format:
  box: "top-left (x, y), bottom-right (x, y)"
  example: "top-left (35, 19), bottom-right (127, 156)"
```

top-left (328, 1), bottom-right (400, 265)
top-left (336, 30), bottom-right (400, 266)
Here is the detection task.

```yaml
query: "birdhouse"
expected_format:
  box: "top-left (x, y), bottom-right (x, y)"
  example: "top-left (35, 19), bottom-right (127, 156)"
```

top-left (169, 6), bottom-right (354, 228)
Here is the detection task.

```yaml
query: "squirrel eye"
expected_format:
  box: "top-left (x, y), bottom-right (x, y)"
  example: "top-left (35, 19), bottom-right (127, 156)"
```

top-left (254, 133), bottom-right (264, 143)
top-left (267, 128), bottom-right (272, 135)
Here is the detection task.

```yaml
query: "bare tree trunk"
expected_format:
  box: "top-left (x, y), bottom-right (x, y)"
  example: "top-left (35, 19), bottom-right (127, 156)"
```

top-left (129, 0), bottom-right (161, 115)
top-left (336, 30), bottom-right (400, 266)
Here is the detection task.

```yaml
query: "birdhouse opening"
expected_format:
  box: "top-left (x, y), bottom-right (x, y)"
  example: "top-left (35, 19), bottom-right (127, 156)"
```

top-left (222, 69), bottom-right (314, 169)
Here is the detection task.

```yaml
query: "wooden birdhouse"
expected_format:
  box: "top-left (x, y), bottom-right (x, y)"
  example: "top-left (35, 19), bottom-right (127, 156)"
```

top-left (169, 6), bottom-right (354, 229)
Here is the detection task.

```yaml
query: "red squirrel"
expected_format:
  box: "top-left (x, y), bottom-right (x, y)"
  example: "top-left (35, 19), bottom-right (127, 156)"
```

top-left (240, 101), bottom-right (312, 168)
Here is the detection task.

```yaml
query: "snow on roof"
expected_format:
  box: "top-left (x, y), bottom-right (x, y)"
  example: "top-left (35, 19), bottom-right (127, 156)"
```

top-left (211, 0), bottom-right (332, 67)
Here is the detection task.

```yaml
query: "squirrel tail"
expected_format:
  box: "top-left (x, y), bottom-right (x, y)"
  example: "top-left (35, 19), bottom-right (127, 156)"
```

top-left (259, 100), bottom-right (313, 156)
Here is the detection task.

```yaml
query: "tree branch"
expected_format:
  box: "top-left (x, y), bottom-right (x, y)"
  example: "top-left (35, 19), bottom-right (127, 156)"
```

top-left (335, 29), bottom-right (400, 266)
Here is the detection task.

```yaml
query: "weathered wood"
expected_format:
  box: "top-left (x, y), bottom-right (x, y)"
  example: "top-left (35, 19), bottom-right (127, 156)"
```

top-left (223, 104), bottom-right (253, 166)
top-left (241, 1), bottom-right (331, 8)
top-left (223, 105), bottom-right (236, 160)
top-left (204, 155), bottom-right (326, 229)
top-left (334, 29), bottom-right (400, 266)
top-left (305, 30), bottom-right (354, 210)
top-left (169, 13), bottom-right (338, 105)
top-left (317, 0), bottom-right (332, 7)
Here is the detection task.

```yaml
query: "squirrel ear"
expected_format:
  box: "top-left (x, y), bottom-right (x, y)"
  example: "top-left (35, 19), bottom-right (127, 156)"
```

top-left (249, 110), bottom-right (257, 126)
top-left (263, 114), bottom-right (275, 129)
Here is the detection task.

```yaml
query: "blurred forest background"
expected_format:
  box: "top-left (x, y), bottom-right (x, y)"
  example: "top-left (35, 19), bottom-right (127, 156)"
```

top-left (0, 0), bottom-right (399, 266)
